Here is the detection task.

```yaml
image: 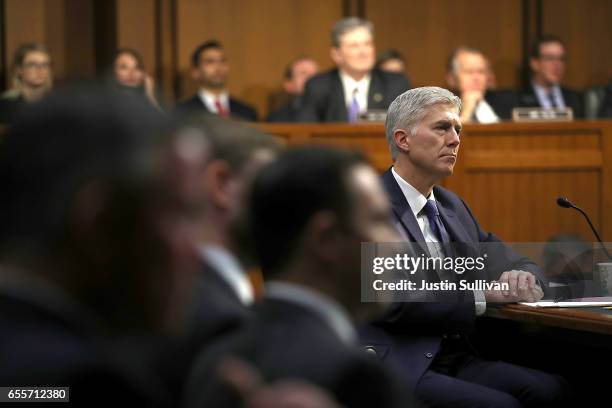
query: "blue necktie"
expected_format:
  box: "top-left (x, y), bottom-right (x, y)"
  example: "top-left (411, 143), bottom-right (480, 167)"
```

top-left (421, 200), bottom-right (455, 281)
top-left (348, 88), bottom-right (360, 123)
top-left (421, 200), bottom-right (450, 244)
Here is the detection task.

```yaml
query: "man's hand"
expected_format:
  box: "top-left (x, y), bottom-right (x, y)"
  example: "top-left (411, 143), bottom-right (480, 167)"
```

top-left (484, 270), bottom-right (544, 303)
top-left (459, 90), bottom-right (484, 122)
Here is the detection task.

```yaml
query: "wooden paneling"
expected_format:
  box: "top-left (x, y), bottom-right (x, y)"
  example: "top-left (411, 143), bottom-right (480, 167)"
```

top-left (256, 121), bottom-right (612, 243)
top-left (366, 0), bottom-right (524, 89)
top-left (116, 0), bottom-right (156, 77)
top-left (175, 0), bottom-right (342, 118)
top-left (1, 0), bottom-right (611, 106)
top-left (541, 0), bottom-right (612, 88)
top-left (2, 0), bottom-right (95, 86)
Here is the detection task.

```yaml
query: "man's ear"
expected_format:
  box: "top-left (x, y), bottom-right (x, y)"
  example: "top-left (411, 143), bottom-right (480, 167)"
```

top-left (394, 128), bottom-right (411, 155)
top-left (529, 57), bottom-right (539, 74)
top-left (330, 47), bottom-right (342, 66)
top-left (302, 210), bottom-right (342, 264)
top-left (202, 160), bottom-right (234, 211)
top-left (190, 67), bottom-right (201, 82)
top-left (282, 78), bottom-right (294, 94)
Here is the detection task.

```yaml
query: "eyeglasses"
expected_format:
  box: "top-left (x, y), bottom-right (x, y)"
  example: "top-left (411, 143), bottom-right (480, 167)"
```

top-left (539, 55), bottom-right (566, 62)
top-left (22, 61), bottom-right (51, 70)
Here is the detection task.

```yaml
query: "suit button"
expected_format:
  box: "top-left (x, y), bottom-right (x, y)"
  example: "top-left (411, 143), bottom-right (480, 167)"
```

top-left (425, 352), bottom-right (434, 358)
top-left (364, 346), bottom-right (378, 357)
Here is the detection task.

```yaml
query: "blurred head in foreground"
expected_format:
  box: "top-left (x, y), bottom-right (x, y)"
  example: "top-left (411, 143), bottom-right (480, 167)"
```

top-left (250, 147), bottom-right (398, 320)
top-left (0, 86), bottom-right (204, 333)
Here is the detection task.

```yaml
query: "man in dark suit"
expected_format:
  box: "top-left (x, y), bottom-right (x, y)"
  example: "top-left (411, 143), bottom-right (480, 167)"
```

top-left (267, 56), bottom-right (319, 122)
top-left (184, 148), bottom-right (412, 408)
top-left (599, 80), bottom-right (612, 118)
top-left (446, 47), bottom-right (519, 122)
top-left (362, 86), bottom-right (567, 407)
top-left (175, 40), bottom-right (258, 121)
top-left (298, 18), bottom-right (410, 122)
top-left (519, 35), bottom-right (583, 118)
top-left (159, 117), bottom-right (280, 397)
top-left (182, 116), bottom-right (280, 340)
top-left (0, 87), bottom-right (207, 407)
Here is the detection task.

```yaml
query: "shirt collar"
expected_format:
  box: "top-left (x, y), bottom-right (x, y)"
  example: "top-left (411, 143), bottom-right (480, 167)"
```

top-left (198, 245), bottom-right (254, 305)
top-left (391, 167), bottom-right (437, 217)
top-left (531, 82), bottom-right (563, 108)
top-left (198, 89), bottom-right (229, 110)
top-left (265, 281), bottom-right (357, 345)
top-left (339, 71), bottom-right (371, 95)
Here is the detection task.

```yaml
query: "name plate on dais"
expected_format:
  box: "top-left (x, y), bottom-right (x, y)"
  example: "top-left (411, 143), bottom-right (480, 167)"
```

top-left (512, 107), bottom-right (574, 122)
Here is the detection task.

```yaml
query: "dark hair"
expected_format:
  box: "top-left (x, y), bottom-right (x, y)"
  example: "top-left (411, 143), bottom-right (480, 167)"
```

top-left (0, 85), bottom-right (167, 260)
top-left (108, 48), bottom-right (146, 90)
top-left (376, 49), bottom-right (405, 69)
top-left (249, 147), bottom-right (367, 277)
top-left (112, 48), bottom-right (145, 70)
top-left (191, 40), bottom-right (223, 68)
top-left (530, 35), bottom-right (565, 58)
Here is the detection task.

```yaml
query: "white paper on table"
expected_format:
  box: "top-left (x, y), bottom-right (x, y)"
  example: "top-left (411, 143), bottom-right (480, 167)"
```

top-left (520, 297), bottom-right (612, 308)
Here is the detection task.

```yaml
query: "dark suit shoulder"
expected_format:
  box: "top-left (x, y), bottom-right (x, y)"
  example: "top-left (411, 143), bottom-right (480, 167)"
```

top-left (303, 70), bottom-right (339, 97)
top-left (267, 103), bottom-right (297, 122)
top-left (229, 97), bottom-right (258, 121)
top-left (485, 89), bottom-right (519, 120)
top-left (185, 299), bottom-right (409, 408)
top-left (373, 69), bottom-right (410, 88)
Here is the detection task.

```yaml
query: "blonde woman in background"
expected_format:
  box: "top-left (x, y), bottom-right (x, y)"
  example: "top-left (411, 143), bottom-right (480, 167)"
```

top-left (0, 43), bottom-right (53, 123)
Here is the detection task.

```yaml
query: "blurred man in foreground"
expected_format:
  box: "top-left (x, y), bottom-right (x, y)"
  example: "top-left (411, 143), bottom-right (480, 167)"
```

top-left (184, 147), bottom-right (412, 408)
top-left (0, 87), bottom-right (204, 406)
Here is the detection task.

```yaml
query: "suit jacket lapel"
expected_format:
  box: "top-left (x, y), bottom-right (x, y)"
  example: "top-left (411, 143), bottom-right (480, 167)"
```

top-left (193, 95), bottom-right (211, 113)
top-left (331, 71), bottom-right (348, 121)
top-left (434, 189), bottom-right (486, 280)
top-left (381, 169), bottom-right (429, 255)
top-left (367, 71), bottom-right (386, 110)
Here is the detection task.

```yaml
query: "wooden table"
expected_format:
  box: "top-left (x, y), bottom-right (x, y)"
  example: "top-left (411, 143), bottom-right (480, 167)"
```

top-left (486, 304), bottom-right (612, 336)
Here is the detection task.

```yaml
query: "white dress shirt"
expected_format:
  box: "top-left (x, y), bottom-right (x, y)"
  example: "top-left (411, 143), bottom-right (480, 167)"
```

top-left (199, 245), bottom-right (254, 306)
top-left (198, 89), bottom-right (230, 114)
top-left (266, 281), bottom-right (357, 345)
top-left (532, 83), bottom-right (565, 109)
top-left (339, 71), bottom-right (370, 114)
top-left (474, 99), bottom-right (500, 124)
top-left (391, 167), bottom-right (487, 315)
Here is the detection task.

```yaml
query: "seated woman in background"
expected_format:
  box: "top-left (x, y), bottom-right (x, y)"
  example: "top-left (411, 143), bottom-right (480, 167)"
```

top-left (0, 43), bottom-right (53, 123)
top-left (109, 48), bottom-right (161, 110)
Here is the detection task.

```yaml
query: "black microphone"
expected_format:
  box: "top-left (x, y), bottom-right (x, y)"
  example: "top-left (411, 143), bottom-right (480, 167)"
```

top-left (556, 196), bottom-right (612, 261)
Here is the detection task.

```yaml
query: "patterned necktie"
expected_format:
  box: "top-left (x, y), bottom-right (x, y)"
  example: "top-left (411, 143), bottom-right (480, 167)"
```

top-left (348, 88), bottom-right (360, 123)
top-left (421, 200), bottom-right (454, 281)
top-left (215, 98), bottom-right (229, 117)
top-left (421, 200), bottom-right (450, 244)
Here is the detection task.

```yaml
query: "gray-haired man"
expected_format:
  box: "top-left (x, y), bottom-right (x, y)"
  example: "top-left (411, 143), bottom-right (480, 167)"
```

top-left (362, 86), bottom-right (566, 407)
top-left (298, 17), bottom-right (410, 122)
